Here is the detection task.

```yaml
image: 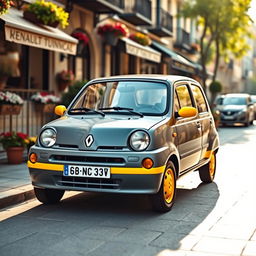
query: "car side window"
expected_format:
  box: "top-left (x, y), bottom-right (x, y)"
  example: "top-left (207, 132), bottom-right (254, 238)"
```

top-left (175, 85), bottom-right (193, 109)
top-left (191, 85), bottom-right (208, 113)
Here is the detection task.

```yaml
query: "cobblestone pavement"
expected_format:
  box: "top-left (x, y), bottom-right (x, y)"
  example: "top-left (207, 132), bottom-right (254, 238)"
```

top-left (0, 124), bottom-right (256, 256)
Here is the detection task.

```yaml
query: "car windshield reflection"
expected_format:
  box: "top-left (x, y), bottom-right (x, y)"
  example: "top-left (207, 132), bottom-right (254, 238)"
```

top-left (222, 97), bottom-right (246, 105)
top-left (69, 81), bottom-right (168, 116)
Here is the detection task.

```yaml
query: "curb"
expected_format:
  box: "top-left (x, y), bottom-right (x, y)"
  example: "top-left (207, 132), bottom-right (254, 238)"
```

top-left (0, 185), bottom-right (35, 210)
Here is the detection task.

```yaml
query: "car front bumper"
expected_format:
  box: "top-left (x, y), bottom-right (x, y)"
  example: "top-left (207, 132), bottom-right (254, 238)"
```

top-left (27, 146), bottom-right (169, 194)
top-left (220, 111), bottom-right (247, 124)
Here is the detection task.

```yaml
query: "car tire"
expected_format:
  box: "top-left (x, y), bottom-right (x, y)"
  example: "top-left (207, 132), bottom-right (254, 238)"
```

top-left (198, 152), bottom-right (216, 183)
top-left (150, 161), bottom-right (176, 212)
top-left (34, 187), bottom-right (65, 204)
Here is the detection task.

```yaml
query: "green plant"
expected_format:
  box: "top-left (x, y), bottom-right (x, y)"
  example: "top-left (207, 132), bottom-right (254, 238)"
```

top-left (0, 131), bottom-right (28, 149)
top-left (23, 0), bottom-right (69, 28)
top-left (61, 80), bottom-right (86, 106)
top-left (209, 81), bottom-right (222, 93)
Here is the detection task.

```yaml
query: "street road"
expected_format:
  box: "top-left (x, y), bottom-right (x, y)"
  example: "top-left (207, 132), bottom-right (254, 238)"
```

top-left (1, 123), bottom-right (256, 256)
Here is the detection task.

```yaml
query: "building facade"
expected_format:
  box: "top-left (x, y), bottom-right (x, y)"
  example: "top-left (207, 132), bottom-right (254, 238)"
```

top-left (0, 0), bottom-right (201, 155)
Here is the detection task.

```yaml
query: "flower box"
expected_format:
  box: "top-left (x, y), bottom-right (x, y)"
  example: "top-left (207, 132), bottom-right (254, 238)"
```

top-left (0, 104), bottom-right (12, 115)
top-left (23, 10), bottom-right (59, 28)
top-left (97, 23), bottom-right (129, 46)
top-left (0, 104), bottom-right (22, 115)
top-left (22, 0), bottom-right (69, 29)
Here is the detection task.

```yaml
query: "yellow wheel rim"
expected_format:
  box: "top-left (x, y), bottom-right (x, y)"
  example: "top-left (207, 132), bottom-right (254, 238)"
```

top-left (164, 168), bottom-right (175, 204)
top-left (209, 153), bottom-right (215, 179)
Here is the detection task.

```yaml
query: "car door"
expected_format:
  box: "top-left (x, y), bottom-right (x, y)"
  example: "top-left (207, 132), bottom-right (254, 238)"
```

top-left (190, 84), bottom-right (211, 161)
top-left (174, 83), bottom-right (202, 172)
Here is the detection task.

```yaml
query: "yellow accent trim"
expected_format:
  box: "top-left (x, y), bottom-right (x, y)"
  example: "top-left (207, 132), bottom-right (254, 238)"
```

top-left (27, 161), bottom-right (165, 175)
top-left (111, 166), bottom-right (165, 174)
top-left (204, 150), bottom-right (213, 159)
top-left (27, 161), bottom-right (64, 171)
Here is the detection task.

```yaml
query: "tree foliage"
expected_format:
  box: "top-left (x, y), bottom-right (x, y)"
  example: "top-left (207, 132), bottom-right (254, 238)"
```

top-left (181, 0), bottom-right (253, 89)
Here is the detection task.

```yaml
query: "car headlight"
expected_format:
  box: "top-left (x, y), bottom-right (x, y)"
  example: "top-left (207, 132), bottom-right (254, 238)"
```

top-left (39, 128), bottom-right (56, 147)
top-left (129, 130), bottom-right (150, 151)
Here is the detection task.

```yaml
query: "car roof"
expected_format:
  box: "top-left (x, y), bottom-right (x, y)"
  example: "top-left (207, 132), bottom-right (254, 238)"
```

top-left (88, 74), bottom-right (198, 84)
top-left (224, 93), bottom-right (250, 98)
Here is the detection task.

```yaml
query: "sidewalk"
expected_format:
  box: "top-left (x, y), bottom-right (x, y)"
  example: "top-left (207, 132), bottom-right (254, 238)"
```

top-left (0, 159), bottom-right (35, 209)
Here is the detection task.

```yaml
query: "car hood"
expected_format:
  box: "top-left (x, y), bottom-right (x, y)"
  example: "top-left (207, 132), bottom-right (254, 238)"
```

top-left (43, 115), bottom-right (164, 150)
top-left (218, 105), bottom-right (246, 112)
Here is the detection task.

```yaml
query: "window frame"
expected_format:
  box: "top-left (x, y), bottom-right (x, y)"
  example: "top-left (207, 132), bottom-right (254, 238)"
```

top-left (190, 83), bottom-right (209, 114)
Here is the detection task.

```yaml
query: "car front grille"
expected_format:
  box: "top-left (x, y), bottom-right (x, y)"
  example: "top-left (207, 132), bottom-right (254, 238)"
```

top-left (222, 110), bottom-right (239, 116)
top-left (51, 155), bottom-right (125, 165)
top-left (57, 176), bottom-right (121, 190)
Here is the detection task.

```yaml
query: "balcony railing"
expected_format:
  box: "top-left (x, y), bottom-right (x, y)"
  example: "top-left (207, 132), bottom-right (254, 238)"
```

top-left (0, 89), bottom-right (56, 141)
top-left (149, 8), bottom-right (173, 37)
top-left (160, 9), bottom-right (173, 32)
top-left (175, 28), bottom-right (191, 51)
top-left (72, 0), bottom-right (124, 14)
top-left (120, 0), bottom-right (152, 25)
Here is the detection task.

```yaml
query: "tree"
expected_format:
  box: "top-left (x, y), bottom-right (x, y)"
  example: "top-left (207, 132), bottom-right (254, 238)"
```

top-left (181, 0), bottom-right (252, 89)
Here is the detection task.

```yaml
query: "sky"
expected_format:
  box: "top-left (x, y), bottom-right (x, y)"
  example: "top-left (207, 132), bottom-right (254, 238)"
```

top-left (249, 0), bottom-right (256, 22)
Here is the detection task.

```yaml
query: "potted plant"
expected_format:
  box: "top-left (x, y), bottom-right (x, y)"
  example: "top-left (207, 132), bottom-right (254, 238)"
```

top-left (71, 31), bottom-right (89, 55)
top-left (97, 23), bottom-right (128, 46)
top-left (129, 32), bottom-right (151, 46)
top-left (23, 0), bottom-right (69, 28)
top-left (0, 0), bottom-right (11, 15)
top-left (56, 70), bottom-right (75, 92)
top-left (0, 91), bottom-right (24, 115)
top-left (0, 131), bottom-right (28, 164)
top-left (31, 91), bottom-right (60, 113)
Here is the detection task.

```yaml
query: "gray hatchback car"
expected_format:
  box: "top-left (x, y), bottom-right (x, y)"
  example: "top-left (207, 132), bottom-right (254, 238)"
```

top-left (28, 75), bottom-right (219, 212)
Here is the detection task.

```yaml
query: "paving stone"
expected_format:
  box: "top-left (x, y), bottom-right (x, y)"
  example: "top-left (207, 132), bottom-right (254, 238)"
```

top-left (75, 226), bottom-right (126, 240)
top-left (242, 241), bottom-right (256, 256)
top-left (207, 223), bottom-right (255, 240)
top-left (110, 228), bottom-right (162, 245)
top-left (192, 236), bottom-right (246, 255)
top-left (87, 241), bottom-right (143, 256)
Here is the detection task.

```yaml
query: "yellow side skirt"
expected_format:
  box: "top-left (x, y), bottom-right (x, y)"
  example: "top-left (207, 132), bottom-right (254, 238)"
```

top-left (27, 161), bottom-right (165, 175)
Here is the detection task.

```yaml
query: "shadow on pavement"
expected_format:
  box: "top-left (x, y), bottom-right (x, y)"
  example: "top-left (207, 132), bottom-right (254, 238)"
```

top-left (0, 180), bottom-right (219, 256)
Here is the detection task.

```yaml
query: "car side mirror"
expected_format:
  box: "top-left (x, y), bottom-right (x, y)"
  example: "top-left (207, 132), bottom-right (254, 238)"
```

top-left (177, 107), bottom-right (198, 118)
top-left (55, 105), bottom-right (67, 116)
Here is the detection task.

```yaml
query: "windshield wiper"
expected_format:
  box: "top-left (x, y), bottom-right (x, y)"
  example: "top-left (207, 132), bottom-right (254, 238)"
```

top-left (69, 107), bottom-right (105, 117)
top-left (99, 106), bottom-right (143, 117)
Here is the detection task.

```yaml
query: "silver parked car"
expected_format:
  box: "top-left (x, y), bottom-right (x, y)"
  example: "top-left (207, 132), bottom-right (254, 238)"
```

top-left (218, 93), bottom-right (254, 126)
top-left (251, 95), bottom-right (256, 120)
top-left (28, 75), bottom-right (219, 212)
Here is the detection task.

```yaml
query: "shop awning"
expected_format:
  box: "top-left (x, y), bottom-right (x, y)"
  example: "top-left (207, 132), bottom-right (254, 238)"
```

top-left (0, 8), bottom-right (78, 55)
top-left (121, 37), bottom-right (161, 63)
top-left (151, 41), bottom-right (198, 73)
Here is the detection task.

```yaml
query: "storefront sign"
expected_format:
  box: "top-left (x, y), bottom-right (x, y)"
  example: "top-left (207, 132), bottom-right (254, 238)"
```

top-left (126, 43), bottom-right (161, 63)
top-left (5, 26), bottom-right (77, 55)
top-left (172, 60), bottom-right (195, 74)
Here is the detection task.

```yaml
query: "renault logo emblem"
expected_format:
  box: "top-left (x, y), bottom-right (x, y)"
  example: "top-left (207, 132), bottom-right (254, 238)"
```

top-left (85, 134), bottom-right (94, 147)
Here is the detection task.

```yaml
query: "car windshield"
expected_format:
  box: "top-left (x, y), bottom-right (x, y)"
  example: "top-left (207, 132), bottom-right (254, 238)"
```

top-left (251, 96), bottom-right (256, 103)
top-left (222, 97), bottom-right (246, 105)
top-left (69, 80), bottom-right (168, 116)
